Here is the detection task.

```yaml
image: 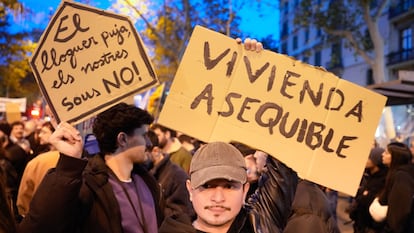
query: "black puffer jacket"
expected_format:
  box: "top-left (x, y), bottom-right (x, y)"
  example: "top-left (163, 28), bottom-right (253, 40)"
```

top-left (247, 157), bottom-right (298, 233)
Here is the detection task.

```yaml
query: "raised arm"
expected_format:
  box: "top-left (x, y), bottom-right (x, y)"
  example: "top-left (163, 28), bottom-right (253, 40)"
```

top-left (247, 155), bottom-right (299, 233)
top-left (18, 123), bottom-right (86, 233)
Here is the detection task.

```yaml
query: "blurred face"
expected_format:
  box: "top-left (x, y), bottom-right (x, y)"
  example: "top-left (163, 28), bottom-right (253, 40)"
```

top-left (11, 124), bottom-right (24, 140)
top-left (187, 179), bottom-right (249, 232)
top-left (365, 158), bottom-right (375, 169)
top-left (45, 105), bottom-right (58, 129)
top-left (382, 149), bottom-right (392, 167)
top-left (124, 125), bottom-right (150, 163)
top-left (244, 155), bottom-right (259, 183)
top-left (24, 121), bottom-right (37, 137)
top-left (152, 128), bottom-right (168, 149)
top-left (147, 146), bottom-right (163, 164)
top-left (253, 151), bottom-right (268, 173)
top-left (38, 125), bottom-right (53, 145)
top-left (0, 130), bottom-right (7, 148)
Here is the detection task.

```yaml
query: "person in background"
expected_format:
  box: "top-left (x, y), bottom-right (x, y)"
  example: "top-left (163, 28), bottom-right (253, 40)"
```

top-left (4, 121), bottom-right (31, 185)
top-left (349, 147), bottom-right (388, 233)
top-left (0, 128), bottom-right (19, 223)
top-left (231, 142), bottom-right (261, 198)
top-left (283, 179), bottom-right (340, 233)
top-left (146, 130), bottom-right (195, 219)
top-left (9, 121), bottom-right (31, 155)
top-left (0, 176), bottom-right (16, 233)
top-left (323, 188), bottom-right (338, 221)
top-left (17, 121), bottom-right (57, 217)
top-left (177, 134), bottom-right (196, 155)
top-left (151, 123), bottom-right (193, 173)
top-left (369, 142), bottom-right (414, 233)
top-left (0, 121), bottom-right (22, 220)
top-left (23, 120), bottom-right (43, 161)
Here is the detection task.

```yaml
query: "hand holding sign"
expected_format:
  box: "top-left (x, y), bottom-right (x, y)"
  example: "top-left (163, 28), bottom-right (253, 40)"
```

top-left (49, 122), bottom-right (83, 159)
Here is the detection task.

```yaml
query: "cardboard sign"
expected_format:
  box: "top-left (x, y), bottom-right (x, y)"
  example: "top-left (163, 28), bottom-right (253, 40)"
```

top-left (158, 26), bottom-right (387, 196)
top-left (0, 97), bottom-right (26, 112)
top-left (5, 103), bottom-right (21, 123)
top-left (30, 1), bottom-right (158, 124)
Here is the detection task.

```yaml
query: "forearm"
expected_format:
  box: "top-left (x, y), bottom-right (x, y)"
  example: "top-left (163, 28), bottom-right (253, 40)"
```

top-left (248, 157), bottom-right (298, 232)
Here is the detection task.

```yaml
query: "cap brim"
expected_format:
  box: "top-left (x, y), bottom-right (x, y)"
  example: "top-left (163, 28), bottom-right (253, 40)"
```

top-left (190, 165), bottom-right (247, 189)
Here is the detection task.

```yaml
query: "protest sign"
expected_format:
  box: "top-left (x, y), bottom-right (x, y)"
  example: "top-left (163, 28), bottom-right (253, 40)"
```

top-left (0, 97), bottom-right (26, 112)
top-left (158, 25), bottom-right (387, 196)
top-left (30, 1), bottom-right (158, 124)
top-left (5, 103), bottom-right (21, 123)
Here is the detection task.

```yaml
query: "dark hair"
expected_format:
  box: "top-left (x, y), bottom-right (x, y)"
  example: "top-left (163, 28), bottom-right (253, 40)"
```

top-left (10, 121), bottom-right (24, 130)
top-left (230, 141), bottom-right (256, 157)
top-left (92, 103), bottom-right (153, 154)
top-left (146, 130), bottom-right (159, 148)
top-left (41, 121), bottom-right (55, 133)
top-left (379, 142), bottom-right (412, 203)
top-left (178, 134), bottom-right (193, 144)
top-left (0, 121), bottom-right (11, 136)
top-left (387, 142), bottom-right (412, 169)
top-left (150, 123), bottom-right (176, 138)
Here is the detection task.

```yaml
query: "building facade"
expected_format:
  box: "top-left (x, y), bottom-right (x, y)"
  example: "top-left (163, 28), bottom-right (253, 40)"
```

top-left (278, 0), bottom-right (414, 142)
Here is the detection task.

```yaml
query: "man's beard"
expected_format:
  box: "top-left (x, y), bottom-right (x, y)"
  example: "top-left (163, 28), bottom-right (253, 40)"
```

top-left (159, 137), bottom-right (168, 149)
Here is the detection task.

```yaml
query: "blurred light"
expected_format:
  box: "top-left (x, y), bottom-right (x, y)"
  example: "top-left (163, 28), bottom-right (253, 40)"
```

top-left (30, 108), bottom-right (40, 117)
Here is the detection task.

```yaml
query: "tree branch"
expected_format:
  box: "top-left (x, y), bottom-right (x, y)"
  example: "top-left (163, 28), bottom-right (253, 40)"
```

top-left (123, 0), bottom-right (166, 45)
top-left (374, 0), bottom-right (389, 20)
top-left (325, 28), bottom-right (374, 66)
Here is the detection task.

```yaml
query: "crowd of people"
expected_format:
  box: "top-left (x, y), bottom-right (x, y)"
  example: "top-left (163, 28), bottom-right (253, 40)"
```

top-left (0, 38), bottom-right (413, 233)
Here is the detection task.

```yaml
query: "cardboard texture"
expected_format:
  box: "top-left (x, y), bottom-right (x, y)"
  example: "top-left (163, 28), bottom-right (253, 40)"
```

top-left (158, 25), bottom-right (387, 196)
top-left (5, 103), bottom-right (21, 123)
top-left (30, 1), bottom-right (158, 124)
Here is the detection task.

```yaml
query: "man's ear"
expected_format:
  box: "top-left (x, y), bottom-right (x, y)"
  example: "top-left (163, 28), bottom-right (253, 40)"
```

top-left (117, 132), bottom-right (128, 147)
top-left (186, 180), bottom-right (193, 201)
top-left (165, 130), bottom-right (171, 140)
top-left (242, 182), bottom-right (250, 202)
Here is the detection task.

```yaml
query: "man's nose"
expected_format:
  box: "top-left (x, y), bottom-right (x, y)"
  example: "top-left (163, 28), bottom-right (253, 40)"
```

top-left (211, 187), bottom-right (225, 202)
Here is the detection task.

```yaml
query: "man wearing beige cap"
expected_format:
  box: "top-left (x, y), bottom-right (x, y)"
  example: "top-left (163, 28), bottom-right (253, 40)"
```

top-left (159, 141), bottom-right (298, 233)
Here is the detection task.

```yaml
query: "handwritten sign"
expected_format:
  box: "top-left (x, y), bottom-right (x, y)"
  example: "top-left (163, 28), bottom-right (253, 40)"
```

top-left (158, 26), bottom-right (387, 196)
top-left (30, 1), bottom-right (158, 124)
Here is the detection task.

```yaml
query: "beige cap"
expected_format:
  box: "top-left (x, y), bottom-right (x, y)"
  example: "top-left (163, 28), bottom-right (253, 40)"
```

top-left (190, 141), bottom-right (247, 189)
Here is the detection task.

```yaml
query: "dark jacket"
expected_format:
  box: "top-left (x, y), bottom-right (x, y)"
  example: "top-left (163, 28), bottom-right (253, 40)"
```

top-left (379, 164), bottom-right (414, 233)
top-left (0, 156), bottom-right (19, 222)
top-left (18, 154), bottom-right (164, 233)
top-left (150, 154), bottom-right (195, 219)
top-left (350, 167), bottom-right (387, 232)
top-left (283, 180), bottom-right (340, 233)
top-left (159, 206), bottom-right (254, 233)
top-left (4, 142), bottom-right (28, 185)
top-left (159, 156), bottom-right (298, 233)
